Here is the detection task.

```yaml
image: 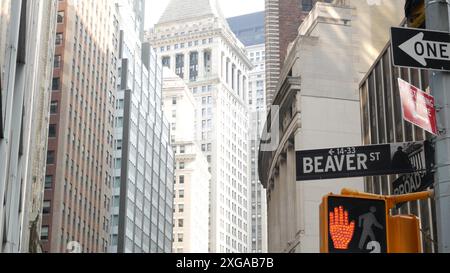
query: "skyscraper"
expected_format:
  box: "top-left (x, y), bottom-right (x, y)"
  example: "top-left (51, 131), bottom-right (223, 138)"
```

top-left (0, 0), bottom-right (58, 253)
top-left (162, 68), bottom-right (210, 253)
top-left (109, 0), bottom-right (174, 254)
top-left (41, 0), bottom-right (119, 253)
top-left (228, 11), bottom-right (268, 253)
top-left (147, 0), bottom-right (253, 253)
top-left (265, 0), bottom-right (321, 108)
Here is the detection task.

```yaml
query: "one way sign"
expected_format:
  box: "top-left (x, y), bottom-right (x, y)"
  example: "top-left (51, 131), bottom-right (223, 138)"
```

top-left (391, 27), bottom-right (450, 72)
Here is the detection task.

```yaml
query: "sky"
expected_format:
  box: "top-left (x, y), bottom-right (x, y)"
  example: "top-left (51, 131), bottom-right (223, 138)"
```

top-left (144, 0), bottom-right (265, 29)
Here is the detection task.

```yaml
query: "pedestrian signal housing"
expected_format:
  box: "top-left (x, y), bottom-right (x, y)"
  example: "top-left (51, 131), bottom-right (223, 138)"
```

top-left (320, 189), bottom-right (433, 253)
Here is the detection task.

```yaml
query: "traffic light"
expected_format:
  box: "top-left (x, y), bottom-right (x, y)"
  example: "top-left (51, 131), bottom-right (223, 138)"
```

top-left (320, 195), bottom-right (388, 253)
top-left (405, 0), bottom-right (425, 28)
top-left (320, 189), bottom-right (433, 253)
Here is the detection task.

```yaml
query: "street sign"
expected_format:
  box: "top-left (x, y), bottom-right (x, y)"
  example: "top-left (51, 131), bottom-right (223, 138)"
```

top-left (391, 26), bottom-right (450, 71)
top-left (392, 140), bottom-right (435, 195)
top-left (393, 172), bottom-right (434, 195)
top-left (324, 196), bottom-right (388, 253)
top-left (296, 142), bottom-right (427, 181)
top-left (398, 78), bottom-right (438, 135)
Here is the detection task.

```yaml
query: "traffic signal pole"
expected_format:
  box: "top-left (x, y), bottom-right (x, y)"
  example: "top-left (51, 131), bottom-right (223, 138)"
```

top-left (426, 0), bottom-right (450, 253)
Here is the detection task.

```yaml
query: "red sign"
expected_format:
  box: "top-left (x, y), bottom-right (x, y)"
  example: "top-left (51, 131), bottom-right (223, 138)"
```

top-left (398, 78), bottom-right (438, 136)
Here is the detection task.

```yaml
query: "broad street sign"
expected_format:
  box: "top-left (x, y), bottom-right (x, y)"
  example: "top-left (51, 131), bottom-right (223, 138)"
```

top-left (393, 172), bottom-right (434, 195)
top-left (392, 140), bottom-right (435, 195)
top-left (323, 195), bottom-right (388, 253)
top-left (391, 27), bottom-right (450, 71)
top-left (296, 142), bottom-right (427, 181)
top-left (398, 78), bottom-right (438, 136)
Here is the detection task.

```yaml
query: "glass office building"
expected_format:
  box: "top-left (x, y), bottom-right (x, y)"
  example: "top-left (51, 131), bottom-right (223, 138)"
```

top-left (110, 5), bottom-right (174, 252)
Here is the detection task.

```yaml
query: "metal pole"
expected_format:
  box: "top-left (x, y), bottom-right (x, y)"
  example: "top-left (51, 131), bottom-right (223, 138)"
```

top-left (426, 0), bottom-right (450, 253)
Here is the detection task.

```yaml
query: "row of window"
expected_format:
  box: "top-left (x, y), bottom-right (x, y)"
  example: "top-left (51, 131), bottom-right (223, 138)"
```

top-left (191, 85), bottom-right (213, 94)
top-left (158, 38), bottom-right (214, 53)
top-left (162, 50), bottom-right (212, 82)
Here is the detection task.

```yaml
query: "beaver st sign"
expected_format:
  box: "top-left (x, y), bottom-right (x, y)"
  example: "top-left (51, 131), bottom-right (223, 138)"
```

top-left (391, 27), bottom-right (450, 71)
top-left (296, 142), bottom-right (427, 181)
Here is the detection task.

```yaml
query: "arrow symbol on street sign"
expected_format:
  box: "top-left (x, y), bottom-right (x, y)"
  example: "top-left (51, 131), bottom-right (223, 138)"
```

top-left (329, 149), bottom-right (335, 156)
top-left (398, 32), bottom-right (450, 66)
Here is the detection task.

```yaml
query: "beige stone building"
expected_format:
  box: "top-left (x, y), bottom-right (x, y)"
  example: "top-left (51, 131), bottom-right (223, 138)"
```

top-left (162, 68), bottom-right (210, 253)
top-left (258, 0), bottom-right (405, 253)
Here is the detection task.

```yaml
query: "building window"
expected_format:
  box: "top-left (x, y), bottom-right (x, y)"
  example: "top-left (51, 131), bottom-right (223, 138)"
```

top-left (176, 54), bottom-right (184, 79)
top-left (226, 58), bottom-right (230, 84)
top-left (57, 11), bottom-right (65, 23)
top-left (54, 55), bottom-right (61, 68)
top-left (52, 78), bottom-right (60, 90)
top-left (115, 117), bottom-right (123, 128)
top-left (115, 158), bottom-right (122, 169)
top-left (179, 162), bottom-right (185, 169)
top-left (178, 233), bottom-right (183, 242)
top-left (55, 33), bottom-right (63, 45)
top-left (179, 204), bottom-right (184, 213)
top-left (162, 56), bottom-right (170, 68)
top-left (189, 51), bottom-right (198, 81)
top-left (50, 101), bottom-right (58, 114)
top-left (237, 71), bottom-right (242, 95)
top-left (178, 219), bottom-right (184, 227)
top-left (172, 96), bottom-right (177, 105)
top-left (47, 151), bottom-right (55, 165)
top-left (48, 124), bottom-right (57, 138)
top-left (116, 99), bottom-right (124, 110)
top-left (45, 175), bottom-right (53, 189)
top-left (232, 65), bottom-right (236, 90)
top-left (180, 145), bottom-right (185, 154)
top-left (179, 190), bottom-right (184, 198)
top-left (204, 50), bottom-right (211, 75)
top-left (302, 0), bottom-right (313, 11)
top-left (43, 201), bottom-right (51, 214)
top-left (179, 175), bottom-right (184, 184)
top-left (41, 226), bottom-right (49, 241)
top-left (115, 139), bottom-right (122, 151)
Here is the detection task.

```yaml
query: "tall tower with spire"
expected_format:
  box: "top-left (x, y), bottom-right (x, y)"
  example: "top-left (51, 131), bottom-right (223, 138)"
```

top-left (147, 0), bottom-right (253, 253)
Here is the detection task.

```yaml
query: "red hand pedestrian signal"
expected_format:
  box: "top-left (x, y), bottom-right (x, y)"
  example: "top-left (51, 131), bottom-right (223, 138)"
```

top-left (329, 206), bottom-right (355, 250)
